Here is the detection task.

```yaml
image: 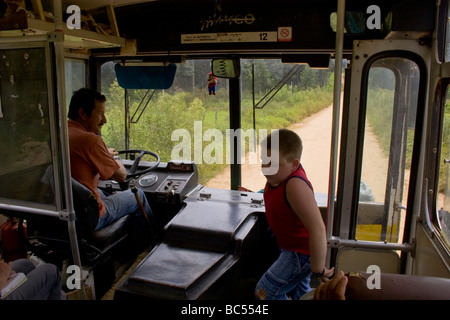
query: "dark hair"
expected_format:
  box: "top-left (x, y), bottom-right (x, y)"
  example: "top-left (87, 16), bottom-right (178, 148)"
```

top-left (67, 88), bottom-right (106, 120)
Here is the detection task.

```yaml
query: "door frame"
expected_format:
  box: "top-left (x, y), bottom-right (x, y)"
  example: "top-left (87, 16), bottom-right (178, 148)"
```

top-left (329, 39), bottom-right (431, 274)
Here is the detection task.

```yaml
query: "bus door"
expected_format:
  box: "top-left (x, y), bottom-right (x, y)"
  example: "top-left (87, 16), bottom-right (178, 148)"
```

top-left (330, 39), bottom-right (430, 274)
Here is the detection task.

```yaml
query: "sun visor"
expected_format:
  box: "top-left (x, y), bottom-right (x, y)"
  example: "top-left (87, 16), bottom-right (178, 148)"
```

top-left (115, 63), bottom-right (177, 89)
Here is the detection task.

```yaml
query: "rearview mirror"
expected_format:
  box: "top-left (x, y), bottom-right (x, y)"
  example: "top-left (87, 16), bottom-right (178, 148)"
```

top-left (115, 62), bottom-right (177, 89)
top-left (211, 59), bottom-right (240, 78)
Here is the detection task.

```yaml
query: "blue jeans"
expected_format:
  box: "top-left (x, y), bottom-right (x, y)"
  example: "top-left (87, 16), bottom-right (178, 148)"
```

top-left (95, 188), bottom-right (153, 231)
top-left (255, 250), bottom-right (312, 300)
top-left (4, 259), bottom-right (61, 300)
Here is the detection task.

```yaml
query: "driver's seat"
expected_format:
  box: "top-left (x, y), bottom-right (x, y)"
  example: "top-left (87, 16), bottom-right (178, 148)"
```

top-left (72, 179), bottom-right (153, 298)
top-left (27, 179), bottom-right (143, 297)
top-left (71, 178), bottom-right (132, 260)
top-left (29, 179), bottom-right (137, 263)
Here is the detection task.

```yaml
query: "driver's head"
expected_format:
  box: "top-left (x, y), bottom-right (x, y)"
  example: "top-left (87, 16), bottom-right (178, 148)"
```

top-left (68, 88), bottom-right (107, 135)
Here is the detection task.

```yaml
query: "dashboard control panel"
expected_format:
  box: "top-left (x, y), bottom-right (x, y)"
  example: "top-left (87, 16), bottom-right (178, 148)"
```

top-left (98, 160), bottom-right (198, 205)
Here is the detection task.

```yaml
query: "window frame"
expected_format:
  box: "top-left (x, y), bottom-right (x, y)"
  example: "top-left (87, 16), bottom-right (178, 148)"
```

top-left (434, 81), bottom-right (450, 252)
top-left (350, 51), bottom-right (428, 244)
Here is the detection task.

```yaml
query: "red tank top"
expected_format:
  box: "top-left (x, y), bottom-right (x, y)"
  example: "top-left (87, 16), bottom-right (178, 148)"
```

top-left (264, 165), bottom-right (312, 255)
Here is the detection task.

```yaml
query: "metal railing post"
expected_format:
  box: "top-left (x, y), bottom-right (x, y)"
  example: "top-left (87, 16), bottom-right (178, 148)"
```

top-left (326, 0), bottom-right (346, 265)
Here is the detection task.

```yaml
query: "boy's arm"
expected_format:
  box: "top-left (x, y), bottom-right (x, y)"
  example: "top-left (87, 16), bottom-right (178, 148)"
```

top-left (286, 178), bottom-right (334, 278)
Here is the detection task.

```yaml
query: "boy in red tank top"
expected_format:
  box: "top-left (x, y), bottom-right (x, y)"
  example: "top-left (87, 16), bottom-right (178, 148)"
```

top-left (255, 129), bottom-right (334, 300)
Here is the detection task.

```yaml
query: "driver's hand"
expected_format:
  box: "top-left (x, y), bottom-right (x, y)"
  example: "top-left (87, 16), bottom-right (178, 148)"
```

top-left (108, 148), bottom-right (119, 157)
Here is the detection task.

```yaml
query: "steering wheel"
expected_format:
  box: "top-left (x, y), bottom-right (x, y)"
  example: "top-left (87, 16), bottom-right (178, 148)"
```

top-left (117, 149), bottom-right (160, 189)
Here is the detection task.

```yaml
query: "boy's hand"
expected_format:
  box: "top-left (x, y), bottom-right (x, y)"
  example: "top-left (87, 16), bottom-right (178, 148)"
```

top-left (312, 266), bottom-right (335, 283)
top-left (322, 266), bottom-right (335, 281)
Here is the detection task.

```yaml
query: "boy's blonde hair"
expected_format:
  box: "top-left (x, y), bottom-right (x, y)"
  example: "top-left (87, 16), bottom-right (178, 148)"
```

top-left (262, 129), bottom-right (303, 162)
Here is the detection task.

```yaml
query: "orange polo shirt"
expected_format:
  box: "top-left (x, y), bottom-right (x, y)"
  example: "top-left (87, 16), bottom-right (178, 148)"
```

top-left (68, 119), bottom-right (119, 218)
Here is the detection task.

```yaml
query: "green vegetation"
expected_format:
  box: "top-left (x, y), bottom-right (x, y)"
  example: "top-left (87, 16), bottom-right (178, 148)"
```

top-left (366, 90), bottom-right (420, 177)
top-left (365, 88), bottom-right (395, 156)
top-left (101, 60), bottom-right (334, 185)
top-left (440, 98), bottom-right (450, 193)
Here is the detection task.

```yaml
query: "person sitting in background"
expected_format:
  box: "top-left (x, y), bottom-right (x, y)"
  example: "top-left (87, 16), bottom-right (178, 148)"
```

top-left (0, 257), bottom-right (61, 300)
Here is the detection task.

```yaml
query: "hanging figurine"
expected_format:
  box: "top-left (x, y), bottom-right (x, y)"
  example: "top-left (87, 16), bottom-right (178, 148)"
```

top-left (207, 72), bottom-right (217, 95)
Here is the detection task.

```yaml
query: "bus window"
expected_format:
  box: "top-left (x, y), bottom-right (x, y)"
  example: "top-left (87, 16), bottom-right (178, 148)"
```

top-left (0, 46), bottom-right (58, 209)
top-left (446, 1), bottom-right (450, 62)
top-left (356, 57), bottom-right (419, 244)
top-left (238, 59), bottom-right (333, 193)
top-left (438, 87), bottom-right (450, 247)
top-left (65, 59), bottom-right (86, 108)
top-left (100, 59), bottom-right (232, 189)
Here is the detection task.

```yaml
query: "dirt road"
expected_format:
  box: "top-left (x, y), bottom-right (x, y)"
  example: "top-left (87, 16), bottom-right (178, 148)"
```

top-left (205, 105), bottom-right (389, 202)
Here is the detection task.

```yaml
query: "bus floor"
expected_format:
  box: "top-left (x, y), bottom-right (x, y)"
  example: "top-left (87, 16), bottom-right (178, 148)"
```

top-left (100, 246), bottom-right (152, 300)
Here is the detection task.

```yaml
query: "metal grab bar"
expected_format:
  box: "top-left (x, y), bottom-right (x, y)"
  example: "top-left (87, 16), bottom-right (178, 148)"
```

top-left (0, 203), bottom-right (61, 218)
top-left (328, 236), bottom-right (415, 253)
top-left (326, 0), bottom-right (346, 265)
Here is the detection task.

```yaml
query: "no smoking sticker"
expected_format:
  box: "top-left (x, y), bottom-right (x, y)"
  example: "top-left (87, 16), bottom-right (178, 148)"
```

top-left (277, 27), bottom-right (292, 42)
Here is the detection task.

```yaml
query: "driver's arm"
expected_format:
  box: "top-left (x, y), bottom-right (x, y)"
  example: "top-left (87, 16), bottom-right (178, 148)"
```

top-left (107, 147), bottom-right (126, 182)
top-left (111, 158), bottom-right (127, 182)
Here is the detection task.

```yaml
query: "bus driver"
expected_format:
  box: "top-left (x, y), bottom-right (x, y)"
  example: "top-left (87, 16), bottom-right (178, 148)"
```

top-left (67, 88), bottom-right (155, 236)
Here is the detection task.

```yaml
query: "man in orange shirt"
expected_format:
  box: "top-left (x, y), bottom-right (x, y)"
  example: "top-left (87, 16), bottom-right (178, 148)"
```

top-left (67, 88), bottom-right (154, 234)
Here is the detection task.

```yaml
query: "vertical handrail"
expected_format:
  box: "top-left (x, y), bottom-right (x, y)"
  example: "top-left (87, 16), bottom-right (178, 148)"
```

top-left (229, 75), bottom-right (242, 190)
top-left (326, 0), bottom-right (346, 264)
top-left (52, 0), bottom-right (85, 299)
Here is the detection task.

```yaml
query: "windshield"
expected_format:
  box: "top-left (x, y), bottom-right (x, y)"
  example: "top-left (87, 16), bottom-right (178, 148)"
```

top-left (100, 58), bottom-right (333, 191)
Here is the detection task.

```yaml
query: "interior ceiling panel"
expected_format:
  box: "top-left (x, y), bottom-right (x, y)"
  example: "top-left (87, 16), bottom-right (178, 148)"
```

top-left (62, 0), bottom-right (156, 10)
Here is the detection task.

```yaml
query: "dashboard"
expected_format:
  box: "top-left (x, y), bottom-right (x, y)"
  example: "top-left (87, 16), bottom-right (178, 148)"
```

top-left (97, 160), bottom-right (199, 206)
